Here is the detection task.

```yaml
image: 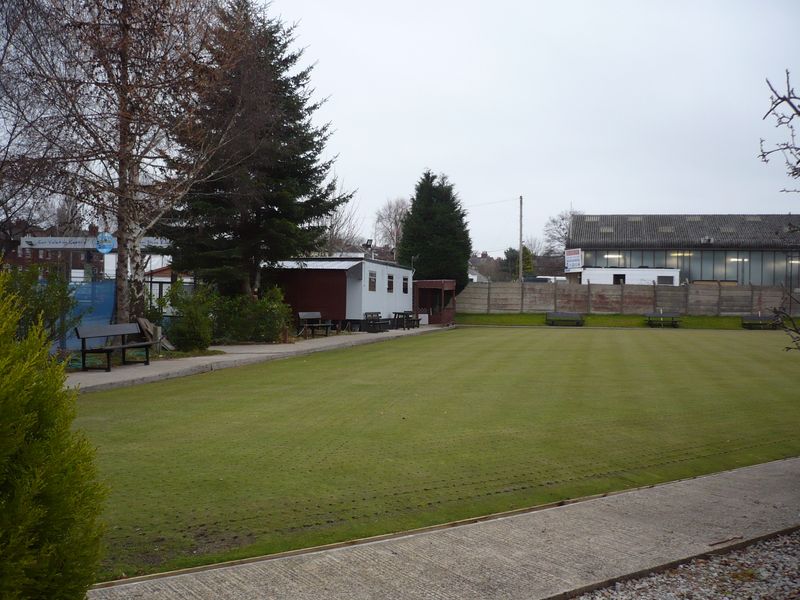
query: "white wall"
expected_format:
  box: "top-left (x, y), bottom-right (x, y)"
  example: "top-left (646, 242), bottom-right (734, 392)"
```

top-left (349, 261), bottom-right (412, 319)
top-left (581, 268), bottom-right (680, 286)
top-left (345, 266), bottom-right (363, 319)
top-left (103, 253), bottom-right (171, 278)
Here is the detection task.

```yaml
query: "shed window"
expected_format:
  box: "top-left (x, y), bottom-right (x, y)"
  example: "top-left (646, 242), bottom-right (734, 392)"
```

top-left (368, 270), bottom-right (376, 292)
top-left (402, 276), bottom-right (409, 294)
top-left (387, 274), bottom-right (394, 293)
top-left (657, 275), bottom-right (674, 285)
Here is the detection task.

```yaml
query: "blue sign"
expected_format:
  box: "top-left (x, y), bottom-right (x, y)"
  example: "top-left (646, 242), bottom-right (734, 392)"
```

top-left (95, 232), bottom-right (115, 254)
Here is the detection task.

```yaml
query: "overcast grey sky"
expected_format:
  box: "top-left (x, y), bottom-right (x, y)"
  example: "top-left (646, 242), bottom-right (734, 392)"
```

top-left (269, 0), bottom-right (799, 256)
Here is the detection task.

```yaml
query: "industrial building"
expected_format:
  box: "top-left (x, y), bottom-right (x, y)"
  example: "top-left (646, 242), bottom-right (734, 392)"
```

top-left (565, 214), bottom-right (799, 287)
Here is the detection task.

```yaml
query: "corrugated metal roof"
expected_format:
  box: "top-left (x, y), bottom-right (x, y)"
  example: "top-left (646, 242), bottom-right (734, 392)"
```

top-left (568, 214), bottom-right (799, 249)
top-left (275, 260), bottom-right (361, 270)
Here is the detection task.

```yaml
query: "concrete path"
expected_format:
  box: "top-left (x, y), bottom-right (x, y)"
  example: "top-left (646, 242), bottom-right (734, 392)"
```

top-left (89, 458), bottom-right (800, 600)
top-left (67, 325), bottom-right (444, 393)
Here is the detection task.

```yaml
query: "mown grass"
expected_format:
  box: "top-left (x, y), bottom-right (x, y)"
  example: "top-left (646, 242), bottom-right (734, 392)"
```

top-left (456, 312), bottom-right (746, 329)
top-left (75, 327), bottom-right (800, 580)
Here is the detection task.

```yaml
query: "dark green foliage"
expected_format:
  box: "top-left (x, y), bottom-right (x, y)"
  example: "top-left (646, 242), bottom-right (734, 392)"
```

top-left (0, 272), bottom-right (106, 599)
top-left (397, 170), bottom-right (472, 292)
top-left (502, 246), bottom-right (534, 279)
top-left (5, 264), bottom-right (77, 341)
top-left (165, 284), bottom-right (214, 352)
top-left (161, 0), bottom-right (348, 296)
top-left (164, 283), bottom-right (290, 350)
top-left (212, 287), bottom-right (291, 344)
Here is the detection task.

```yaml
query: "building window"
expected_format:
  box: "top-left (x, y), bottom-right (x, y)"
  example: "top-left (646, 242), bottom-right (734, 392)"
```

top-left (368, 270), bottom-right (376, 292)
top-left (38, 249), bottom-right (45, 259)
top-left (402, 276), bottom-right (409, 293)
top-left (387, 274), bottom-right (394, 293)
top-left (656, 275), bottom-right (673, 285)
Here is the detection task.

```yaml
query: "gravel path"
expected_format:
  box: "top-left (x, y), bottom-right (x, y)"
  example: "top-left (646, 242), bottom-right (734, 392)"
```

top-left (577, 529), bottom-right (800, 599)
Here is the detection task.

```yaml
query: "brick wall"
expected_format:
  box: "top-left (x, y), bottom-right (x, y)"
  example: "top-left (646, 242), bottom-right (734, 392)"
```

top-left (457, 282), bottom-right (796, 316)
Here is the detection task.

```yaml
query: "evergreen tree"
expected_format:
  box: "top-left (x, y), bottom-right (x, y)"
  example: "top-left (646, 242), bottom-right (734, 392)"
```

top-left (398, 170), bottom-right (472, 292)
top-left (0, 271), bottom-right (106, 599)
top-left (161, 0), bottom-right (348, 295)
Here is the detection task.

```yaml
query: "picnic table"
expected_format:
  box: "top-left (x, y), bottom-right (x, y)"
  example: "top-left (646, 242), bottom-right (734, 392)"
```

top-left (297, 312), bottom-right (332, 338)
top-left (392, 311), bottom-right (421, 330)
top-left (364, 312), bottom-right (390, 333)
top-left (545, 312), bottom-right (584, 326)
top-left (645, 312), bottom-right (681, 328)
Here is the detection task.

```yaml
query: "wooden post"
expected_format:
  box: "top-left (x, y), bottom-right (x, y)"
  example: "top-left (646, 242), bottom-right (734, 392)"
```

top-left (717, 281), bottom-right (722, 316)
top-left (518, 196), bottom-right (524, 313)
top-left (620, 281), bottom-right (625, 314)
top-left (486, 280), bottom-right (491, 314)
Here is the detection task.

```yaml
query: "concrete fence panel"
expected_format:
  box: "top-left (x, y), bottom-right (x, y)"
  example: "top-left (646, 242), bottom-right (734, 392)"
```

top-left (522, 283), bottom-right (555, 312)
top-left (620, 285), bottom-right (655, 314)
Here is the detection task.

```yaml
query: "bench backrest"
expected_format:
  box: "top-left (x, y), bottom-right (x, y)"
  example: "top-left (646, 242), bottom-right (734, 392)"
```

top-left (75, 322), bottom-right (141, 339)
top-left (298, 311), bottom-right (322, 321)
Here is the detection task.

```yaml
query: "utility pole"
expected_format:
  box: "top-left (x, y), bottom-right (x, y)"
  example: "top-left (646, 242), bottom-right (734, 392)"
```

top-left (519, 195), bottom-right (523, 312)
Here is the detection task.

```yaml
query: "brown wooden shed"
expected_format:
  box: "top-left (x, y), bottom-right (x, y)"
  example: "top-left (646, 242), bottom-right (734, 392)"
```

top-left (414, 279), bottom-right (456, 325)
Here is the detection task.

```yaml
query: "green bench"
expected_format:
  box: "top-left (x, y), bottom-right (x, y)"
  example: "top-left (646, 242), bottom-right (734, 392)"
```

top-left (74, 322), bottom-right (155, 372)
top-left (645, 312), bottom-right (681, 328)
top-left (741, 314), bottom-right (778, 329)
top-left (545, 312), bottom-right (584, 326)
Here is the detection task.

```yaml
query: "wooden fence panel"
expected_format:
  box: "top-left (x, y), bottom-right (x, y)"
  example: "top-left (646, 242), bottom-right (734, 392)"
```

top-left (455, 282), bottom-right (795, 316)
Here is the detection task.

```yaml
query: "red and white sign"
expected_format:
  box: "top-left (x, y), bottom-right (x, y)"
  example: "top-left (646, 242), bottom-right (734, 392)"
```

top-left (564, 248), bottom-right (583, 272)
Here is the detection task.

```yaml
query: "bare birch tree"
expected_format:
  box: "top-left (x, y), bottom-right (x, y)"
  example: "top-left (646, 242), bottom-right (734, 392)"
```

top-left (760, 71), bottom-right (800, 349)
top-left (761, 70), bottom-right (800, 194)
top-left (317, 197), bottom-right (364, 254)
top-left (374, 197), bottom-right (409, 260)
top-left (1, 0), bottom-right (235, 321)
top-left (0, 3), bottom-right (63, 241)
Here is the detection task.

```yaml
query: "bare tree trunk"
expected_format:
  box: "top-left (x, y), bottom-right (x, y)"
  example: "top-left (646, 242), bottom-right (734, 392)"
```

top-left (115, 215), bottom-right (131, 323)
top-left (130, 227), bottom-right (147, 318)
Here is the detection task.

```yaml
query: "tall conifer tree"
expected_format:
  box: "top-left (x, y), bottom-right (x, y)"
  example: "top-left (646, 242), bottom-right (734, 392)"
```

top-left (162, 0), bottom-right (348, 295)
top-left (398, 170), bottom-right (472, 292)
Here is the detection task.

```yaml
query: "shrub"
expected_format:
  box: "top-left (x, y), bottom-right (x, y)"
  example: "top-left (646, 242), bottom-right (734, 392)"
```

top-left (211, 287), bottom-right (291, 344)
top-left (0, 271), bottom-right (106, 599)
top-left (164, 282), bottom-right (215, 351)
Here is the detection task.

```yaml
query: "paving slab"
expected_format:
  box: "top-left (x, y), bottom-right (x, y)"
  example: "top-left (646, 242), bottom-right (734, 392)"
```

top-left (67, 325), bottom-right (444, 393)
top-left (88, 457), bottom-right (800, 600)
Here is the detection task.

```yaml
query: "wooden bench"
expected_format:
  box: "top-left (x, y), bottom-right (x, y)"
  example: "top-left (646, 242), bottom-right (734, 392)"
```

top-left (74, 322), bottom-right (155, 372)
top-left (545, 312), bottom-right (584, 326)
top-left (741, 314), bottom-right (778, 329)
top-left (297, 312), bottom-right (332, 338)
top-left (645, 312), bottom-right (681, 328)
top-left (363, 311), bottom-right (390, 333)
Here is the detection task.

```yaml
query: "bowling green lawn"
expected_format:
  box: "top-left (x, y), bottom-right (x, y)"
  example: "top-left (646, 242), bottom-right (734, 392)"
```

top-left (74, 326), bottom-right (800, 581)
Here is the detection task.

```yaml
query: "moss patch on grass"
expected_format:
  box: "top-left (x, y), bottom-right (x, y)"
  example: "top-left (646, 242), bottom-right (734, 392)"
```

top-left (76, 327), bottom-right (800, 580)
